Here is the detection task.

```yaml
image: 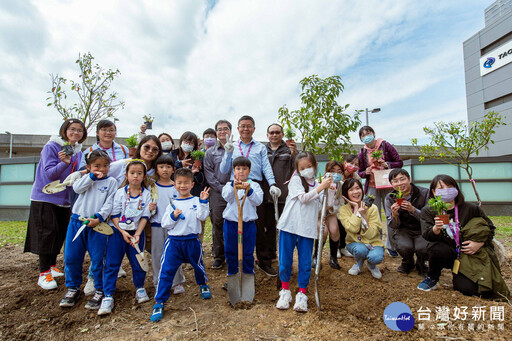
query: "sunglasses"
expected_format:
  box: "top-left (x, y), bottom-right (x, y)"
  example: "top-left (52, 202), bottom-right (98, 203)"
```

top-left (142, 145), bottom-right (160, 154)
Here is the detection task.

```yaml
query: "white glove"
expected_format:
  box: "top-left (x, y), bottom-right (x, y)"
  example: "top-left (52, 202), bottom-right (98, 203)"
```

top-left (270, 185), bottom-right (282, 198)
top-left (62, 171), bottom-right (82, 186)
top-left (224, 134), bottom-right (234, 154)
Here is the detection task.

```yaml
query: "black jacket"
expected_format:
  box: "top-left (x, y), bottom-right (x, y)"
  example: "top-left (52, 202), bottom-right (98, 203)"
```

top-left (261, 141), bottom-right (295, 204)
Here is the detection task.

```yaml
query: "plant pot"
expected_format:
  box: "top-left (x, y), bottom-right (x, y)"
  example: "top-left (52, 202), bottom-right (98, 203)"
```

top-left (128, 147), bottom-right (136, 158)
top-left (286, 139), bottom-right (293, 147)
top-left (436, 214), bottom-right (450, 224)
top-left (144, 121), bottom-right (153, 130)
top-left (396, 198), bottom-right (404, 206)
top-left (193, 160), bottom-right (202, 168)
top-left (61, 144), bottom-right (74, 156)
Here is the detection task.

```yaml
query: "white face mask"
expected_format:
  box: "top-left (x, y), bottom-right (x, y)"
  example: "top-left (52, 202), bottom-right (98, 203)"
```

top-left (161, 141), bottom-right (173, 151)
top-left (181, 143), bottom-right (194, 153)
top-left (300, 167), bottom-right (315, 179)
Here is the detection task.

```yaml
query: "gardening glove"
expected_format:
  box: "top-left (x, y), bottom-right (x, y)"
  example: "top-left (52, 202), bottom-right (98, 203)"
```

top-left (270, 185), bottom-right (281, 198)
top-left (63, 171), bottom-right (82, 186)
top-left (224, 134), bottom-right (234, 154)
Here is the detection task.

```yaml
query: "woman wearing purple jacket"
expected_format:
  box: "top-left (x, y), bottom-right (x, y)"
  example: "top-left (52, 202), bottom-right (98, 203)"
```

top-left (357, 125), bottom-right (403, 257)
top-left (24, 119), bottom-right (87, 290)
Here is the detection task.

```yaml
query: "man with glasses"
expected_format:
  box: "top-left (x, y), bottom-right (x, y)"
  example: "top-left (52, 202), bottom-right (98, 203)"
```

top-left (204, 120), bottom-right (233, 269)
top-left (384, 168), bottom-right (429, 276)
top-left (220, 115), bottom-right (282, 276)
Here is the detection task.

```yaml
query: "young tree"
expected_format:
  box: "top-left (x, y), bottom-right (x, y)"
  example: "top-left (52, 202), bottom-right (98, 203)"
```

top-left (278, 75), bottom-right (360, 161)
top-left (47, 52), bottom-right (125, 131)
top-left (411, 111), bottom-right (506, 205)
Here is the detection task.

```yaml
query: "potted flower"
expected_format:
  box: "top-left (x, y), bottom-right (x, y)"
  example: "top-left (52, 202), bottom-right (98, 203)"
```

top-left (125, 134), bottom-right (138, 158)
top-left (61, 142), bottom-right (74, 156)
top-left (371, 150), bottom-right (383, 165)
top-left (284, 126), bottom-right (296, 147)
top-left (428, 196), bottom-right (451, 224)
top-left (391, 189), bottom-right (405, 206)
top-left (142, 114), bottom-right (154, 130)
top-left (190, 150), bottom-right (205, 168)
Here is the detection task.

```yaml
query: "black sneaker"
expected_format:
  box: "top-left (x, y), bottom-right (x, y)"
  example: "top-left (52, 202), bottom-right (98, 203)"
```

top-left (212, 259), bottom-right (224, 269)
top-left (60, 288), bottom-right (80, 307)
top-left (329, 256), bottom-right (341, 270)
top-left (397, 265), bottom-right (412, 274)
top-left (85, 290), bottom-right (104, 310)
top-left (386, 249), bottom-right (399, 258)
top-left (259, 264), bottom-right (278, 277)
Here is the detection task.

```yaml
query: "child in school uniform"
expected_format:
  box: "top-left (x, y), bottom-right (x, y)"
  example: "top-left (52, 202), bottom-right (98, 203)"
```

top-left (149, 154), bottom-right (186, 293)
top-left (276, 151), bottom-right (332, 312)
top-left (98, 159), bottom-right (152, 316)
top-left (59, 150), bottom-right (118, 309)
top-left (150, 168), bottom-right (211, 322)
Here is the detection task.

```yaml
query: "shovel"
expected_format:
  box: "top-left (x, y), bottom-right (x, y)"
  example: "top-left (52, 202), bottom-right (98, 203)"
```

top-left (272, 193), bottom-right (282, 290)
top-left (314, 186), bottom-right (329, 311)
top-left (227, 185), bottom-right (255, 307)
top-left (131, 237), bottom-right (149, 272)
top-left (42, 180), bottom-right (67, 194)
top-left (93, 222), bottom-right (113, 236)
top-left (150, 183), bottom-right (158, 216)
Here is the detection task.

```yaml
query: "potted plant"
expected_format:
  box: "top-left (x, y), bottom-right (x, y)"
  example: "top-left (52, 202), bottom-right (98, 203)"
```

top-left (391, 189), bottom-right (405, 206)
top-left (142, 114), bottom-right (154, 130)
top-left (428, 196), bottom-right (451, 224)
top-left (190, 150), bottom-right (205, 168)
top-left (61, 142), bottom-right (74, 156)
top-left (125, 134), bottom-right (138, 158)
top-left (284, 126), bottom-right (296, 147)
top-left (371, 149), bottom-right (383, 165)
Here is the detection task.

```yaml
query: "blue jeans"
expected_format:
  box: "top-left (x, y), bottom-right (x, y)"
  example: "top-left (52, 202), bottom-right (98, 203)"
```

top-left (346, 242), bottom-right (384, 269)
top-left (278, 230), bottom-right (314, 290)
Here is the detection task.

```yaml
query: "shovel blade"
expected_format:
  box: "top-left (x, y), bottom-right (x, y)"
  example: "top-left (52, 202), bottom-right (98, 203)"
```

top-left (136, 254), bottom-right (149, 272)
top-left (42, 180), bottom-right (66, 194)
top-left (227, 272), bottom-right (255, 307)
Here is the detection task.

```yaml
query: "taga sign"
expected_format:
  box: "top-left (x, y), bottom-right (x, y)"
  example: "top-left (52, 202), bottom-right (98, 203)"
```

top-left (480, 39), bottom-right (512, 76)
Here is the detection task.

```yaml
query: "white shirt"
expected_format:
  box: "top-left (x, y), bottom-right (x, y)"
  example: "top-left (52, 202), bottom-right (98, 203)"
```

top-left (222, 181), bottom-right (263, 222)
top-left (108, 159), bottom-right (155, 186)
top-left (110, 186), bottom-right (151, 231)
top-left (161, 196), bottom-right (209, 236)
top-left (72, 173), bottom-right (118, 222)
top-left (149, 182), bottom-right (179, 226)
top-left (277, 175), bottom-right (323, 239)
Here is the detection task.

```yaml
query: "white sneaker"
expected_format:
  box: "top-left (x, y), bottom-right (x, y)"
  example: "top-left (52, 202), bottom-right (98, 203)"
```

top-left (172, 284), bottom-right (185, 295)
top-left (276, 289), bottom-right (292, 310)
top-left (51, 266), bottom-right (64, 278)
top-left (118, 266), bottom-right (127, 278)
top-left (84, 277), bottom-right (96, 296)
top-left (98, 296), bottom-right (114, 315)
top-left (367, 263), bottom-right (382, 279)
top-left (340, 248), bottom-right (353, 257)
top-left (337, 249), bottom-right (342, 258)
top-left (135, 288), bottom-right (150, 303)
top-left (293, 292), bottom-right (308, 312)
top-left (38, 272), bottom-right (57, 290)
top-left (348, 263), bottom-right (361, 276)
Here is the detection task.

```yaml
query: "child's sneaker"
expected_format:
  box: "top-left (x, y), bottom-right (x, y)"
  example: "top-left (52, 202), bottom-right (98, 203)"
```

top-left (200, 285), bottom-right (212, 299)
top-left (118, 266), bottom-right (127, 278)
top-left (276, 289), bottom-right (292, 310)
top-left (85, 290), bottom-right (104, 310)
top-left (38, 272), bottom-right (57, 290)
top-left (340, 248), bottom-right (353, 257)
top-left (293, 292), bottom-right (308, 312)
top-left (367, 263), bottom-right (382, 279)
top-left (84, 276), bottom-right (96, 296)
top-left (150, 303), bottom-right (164, 322)
top-left (135, 288), bottom-right (150, 303)
top-left (417, 277), bottom-right (438, 292)
top-left (348, 263), bottom-right (361, 276)
top-left (59, 288), bottom-right (80, 307)
top-left (98, 296), bottom-right (114, 315)
top-left (172, 284), bottom-right (185, 295)
top-left (51, 266), bottom-right (64, 278)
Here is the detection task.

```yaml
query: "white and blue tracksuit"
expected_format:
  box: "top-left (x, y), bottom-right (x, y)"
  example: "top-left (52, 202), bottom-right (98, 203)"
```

top-left (276, 175), bottom-right (322, 289)
top-left (149, 182), bottom-right (185, 288)
top-left (222, 181), bottom-right (263, 276)
top-left (64, 173), bottom-right (118, 291)
top-left (103, 186), bottom-right (151, 297)
top-left (155, 196), bottom-right (209, 303)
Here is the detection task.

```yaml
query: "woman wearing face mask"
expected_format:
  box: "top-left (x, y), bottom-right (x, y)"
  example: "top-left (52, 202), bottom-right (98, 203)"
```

top-left (158, 133), bottom-right (175, 154)
top-left (417, 175), bottom-right (509, 298)
top-left (342, 155), bottom-right (361, 181)
top-left (171, 131), bottom-right (206, 197)
top-left (357, 125), bottom-right (403, 258)
top-left (201, 128), bottom-right (217, 151)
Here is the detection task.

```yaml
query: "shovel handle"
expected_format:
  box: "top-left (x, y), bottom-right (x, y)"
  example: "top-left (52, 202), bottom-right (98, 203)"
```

top-left (234, 186), bottom-right (248, 263)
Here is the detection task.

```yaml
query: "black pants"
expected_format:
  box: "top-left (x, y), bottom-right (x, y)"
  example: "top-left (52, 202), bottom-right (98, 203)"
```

top-left (394, 229), bottom-right (428, 270)
top-left (337, 220), bottom-right (347, 248)
top-left (256, 202), bottom-right (283, 268)
top-left (39, 254), bottom-right (58, 273)
top-left (210, 189), bottom-right (227, 262)
top-left (427, 242), bottom-right (479, 296)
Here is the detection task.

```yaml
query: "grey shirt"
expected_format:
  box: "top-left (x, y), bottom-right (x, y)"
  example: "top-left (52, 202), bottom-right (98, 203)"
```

top-left (204, 142), bottom-right (231, 193)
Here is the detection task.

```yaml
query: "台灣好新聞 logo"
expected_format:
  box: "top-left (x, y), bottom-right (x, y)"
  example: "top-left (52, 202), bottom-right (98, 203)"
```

top-left (483, 57), bottom-right (495, 69)
top-left (383, 302), bottom-right (415, 331)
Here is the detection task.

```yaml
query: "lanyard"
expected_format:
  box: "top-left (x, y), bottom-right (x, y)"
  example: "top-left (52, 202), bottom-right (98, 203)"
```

top-left (99, 143), bottom-right (116, 162)
top-left (447, 205), bottom-right (460, 254)
top-left (238, 140), bottom-right (254, 158)
top-left (125, 185), bottom-right (143, 214)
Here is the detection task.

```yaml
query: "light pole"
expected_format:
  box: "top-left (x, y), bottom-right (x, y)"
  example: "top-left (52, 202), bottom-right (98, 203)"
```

top-left (365, 108), bottom-right (381, 126)
top-left (5, 131), bottom-right (12, 158)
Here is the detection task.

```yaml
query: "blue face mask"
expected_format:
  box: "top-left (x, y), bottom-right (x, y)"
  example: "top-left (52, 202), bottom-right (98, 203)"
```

top-left (361, 134), bottom-right (375, 145)
top-left (332, 173), bottom-right (342, 183)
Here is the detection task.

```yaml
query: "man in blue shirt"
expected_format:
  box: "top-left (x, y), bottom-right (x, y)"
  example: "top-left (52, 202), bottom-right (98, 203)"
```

top-left (220, 115), bottom-right (282, 276)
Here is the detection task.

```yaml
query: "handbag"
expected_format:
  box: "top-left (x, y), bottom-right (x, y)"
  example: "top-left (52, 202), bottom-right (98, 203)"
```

top-left (373, 169), bottom-right (393, 189)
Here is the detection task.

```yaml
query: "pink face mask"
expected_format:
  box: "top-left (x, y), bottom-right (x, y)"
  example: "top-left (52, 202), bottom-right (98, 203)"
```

top-left (345, 163), bottom-right (358, 174)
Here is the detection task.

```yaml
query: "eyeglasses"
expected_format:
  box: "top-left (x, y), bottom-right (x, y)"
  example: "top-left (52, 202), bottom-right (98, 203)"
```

top-left (142, 145), bottom-right (160, 153)
top-left (216, 127), bottom-right (230, 132)
top-left (68, 127), bottom-right (84, 133)
top-left (390, 176), bottom-right (409, 184)
top-left (238, 125), bottom-right (254, 130)
top-left (268, 131), bottom-right (282, 135)
top-left (99, 128), bottom-right (116, 134)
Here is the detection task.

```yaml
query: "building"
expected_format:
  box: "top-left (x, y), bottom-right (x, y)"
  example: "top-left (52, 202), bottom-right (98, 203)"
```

top-left (463, 0), bottom-right (512, 156)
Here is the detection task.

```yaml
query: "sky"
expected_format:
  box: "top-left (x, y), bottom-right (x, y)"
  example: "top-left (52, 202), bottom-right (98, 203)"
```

top-left (0, 0), bottom-right (494, 145)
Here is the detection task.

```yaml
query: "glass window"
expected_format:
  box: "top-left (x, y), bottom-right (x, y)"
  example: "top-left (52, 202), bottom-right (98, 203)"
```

top-left (0, 164), bottom-right (35, 182)
top-left (461, 182), bottom-right (512, 202)
top-left (0, 185), bottom-right (33, 206)
top-left (467, 162), bottom-right (512, 180)
top-left (412, 164), bottom-right (459, 181)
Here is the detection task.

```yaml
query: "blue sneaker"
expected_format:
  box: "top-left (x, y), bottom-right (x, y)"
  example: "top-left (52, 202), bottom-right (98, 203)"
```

top-left (386, 249), bottom-right (399, 258)
top-left (150, 303), bottom-right (164, 322)
top-left (417, 277), bottom-right (438, 292)
top-left (200, 285), bottom-right (212, 299)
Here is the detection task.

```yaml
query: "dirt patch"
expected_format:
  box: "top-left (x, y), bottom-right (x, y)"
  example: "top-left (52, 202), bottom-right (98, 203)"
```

top-left (1, 243), bottom-right (511, 340)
